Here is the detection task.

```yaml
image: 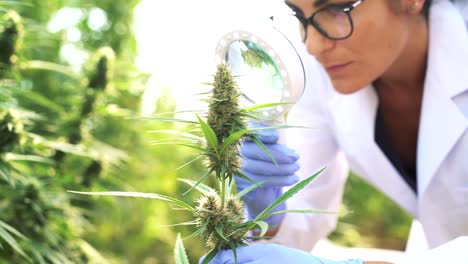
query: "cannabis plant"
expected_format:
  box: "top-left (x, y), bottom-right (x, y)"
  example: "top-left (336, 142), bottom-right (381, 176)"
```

top-left (72, 63), bottom-right (325, 264)
top-left (0, 10), bottom-right (22, 76)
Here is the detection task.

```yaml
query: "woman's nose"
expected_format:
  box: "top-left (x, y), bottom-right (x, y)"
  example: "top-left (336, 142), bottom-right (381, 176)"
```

top-left (304, 25), bottom-right (335, 56)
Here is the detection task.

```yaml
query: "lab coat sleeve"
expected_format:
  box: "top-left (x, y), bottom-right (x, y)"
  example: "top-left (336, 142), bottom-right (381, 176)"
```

top-left (397, 236), bottom-right (468, 264)
top-left (269, 56), bottom-right (349, 252)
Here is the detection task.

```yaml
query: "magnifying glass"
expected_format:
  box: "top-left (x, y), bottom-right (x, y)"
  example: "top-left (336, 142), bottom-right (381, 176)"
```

top-left (214, 16), bottom-right (306, 125)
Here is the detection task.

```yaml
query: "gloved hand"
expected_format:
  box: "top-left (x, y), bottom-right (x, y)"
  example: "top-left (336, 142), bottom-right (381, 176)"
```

top-left (202, 244), bottom-right (363, 264)
top-left (237, 124), bottom-right (300, 228)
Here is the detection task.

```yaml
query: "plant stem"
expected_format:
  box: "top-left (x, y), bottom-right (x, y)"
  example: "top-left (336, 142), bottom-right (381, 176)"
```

top-left (221, 177), bottom-right (226, 208)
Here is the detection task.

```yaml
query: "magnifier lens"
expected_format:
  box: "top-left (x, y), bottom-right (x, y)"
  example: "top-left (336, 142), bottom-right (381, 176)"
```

top-left (226, 40), bottom-right (284, 108)
top-left (215, 16), bottom-right (306, 123)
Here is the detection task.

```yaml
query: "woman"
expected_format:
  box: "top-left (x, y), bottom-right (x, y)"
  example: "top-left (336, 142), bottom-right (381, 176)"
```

top-left (205, 0), bottom-right (468, 263)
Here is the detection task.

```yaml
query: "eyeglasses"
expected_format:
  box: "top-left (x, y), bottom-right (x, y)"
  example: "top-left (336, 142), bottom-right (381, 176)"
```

top-left (287, 0), bottom-right (366, 42)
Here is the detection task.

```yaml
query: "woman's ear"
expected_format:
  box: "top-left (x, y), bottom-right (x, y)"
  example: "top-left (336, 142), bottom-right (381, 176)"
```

top-left (401, 0), bottom-right (426, 14)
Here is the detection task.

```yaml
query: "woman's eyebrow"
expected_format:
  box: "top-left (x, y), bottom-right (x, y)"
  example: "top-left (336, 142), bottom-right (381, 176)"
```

top-left (284, 0), bottom-right (329, 9)
top-left (313, 0), bottom-right (329, 7)
top-left (284, 0), bottom-right (328, 13)
top-left (284, 1), bottom-right (302, 12)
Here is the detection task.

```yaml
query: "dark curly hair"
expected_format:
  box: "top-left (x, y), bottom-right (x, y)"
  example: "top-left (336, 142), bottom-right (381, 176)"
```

top-left (423, 0), bottom-right (432, 13)
top-left (423, 0), bottom-right (455, 14)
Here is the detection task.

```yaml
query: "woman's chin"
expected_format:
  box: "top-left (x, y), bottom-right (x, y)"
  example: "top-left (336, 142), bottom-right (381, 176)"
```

top-left (330, 78), bottom-right (369, 95)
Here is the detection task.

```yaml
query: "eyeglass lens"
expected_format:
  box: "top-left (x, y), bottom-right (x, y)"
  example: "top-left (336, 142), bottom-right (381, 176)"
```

top-left (300, 7), bottom-right (352, 41)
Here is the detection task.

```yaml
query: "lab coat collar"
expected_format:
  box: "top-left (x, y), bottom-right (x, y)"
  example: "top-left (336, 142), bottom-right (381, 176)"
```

top-left (417, 1), bottom-right (468, 195)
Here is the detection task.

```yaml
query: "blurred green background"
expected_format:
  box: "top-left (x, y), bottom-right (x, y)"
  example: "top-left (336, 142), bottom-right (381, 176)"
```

top-left (0, 1), bottom-right (412, 263)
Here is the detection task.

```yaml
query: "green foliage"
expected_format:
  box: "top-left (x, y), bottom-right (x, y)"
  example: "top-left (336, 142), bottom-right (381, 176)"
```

top-left (252, 169), bottom-right (325, 223)
top-left (0, 220), bottom-right (28, 260)
top-left (0, 110), bottom-right (23, 153)
top-left (0, 0), bottom-right (149, 263)
top-left (174, 233), bottom-right (190, 264)
top-left (86, 47), bottom-right (114, 91)
top-left (0, 10), bottom-right (22, 73)
top-left (329, 173), bottom-right (412, 250)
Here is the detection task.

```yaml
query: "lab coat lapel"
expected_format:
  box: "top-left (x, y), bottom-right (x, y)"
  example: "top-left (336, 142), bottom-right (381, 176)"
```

top-left (417, 1), bottom-right (468, 195)
top-left (329, 86), bottom-right (417, 216)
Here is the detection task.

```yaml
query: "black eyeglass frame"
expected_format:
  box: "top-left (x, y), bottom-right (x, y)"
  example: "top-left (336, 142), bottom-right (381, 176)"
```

top-left (292, 0), bottom-right (366, 41)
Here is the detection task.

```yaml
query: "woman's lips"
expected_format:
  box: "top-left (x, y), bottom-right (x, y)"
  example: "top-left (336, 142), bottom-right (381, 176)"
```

top-left (325, 62), bottom-right (352, 75)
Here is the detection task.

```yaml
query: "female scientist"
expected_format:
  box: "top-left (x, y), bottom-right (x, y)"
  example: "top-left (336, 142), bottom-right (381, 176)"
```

top-left (207, 0), bottom-right (468, 263)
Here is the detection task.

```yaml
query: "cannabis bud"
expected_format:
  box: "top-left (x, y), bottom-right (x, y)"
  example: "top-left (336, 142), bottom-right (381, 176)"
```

top-left (87, 46), bottom-right (115, 91)
top-left (206, 63), bottom-right (247, 181)
top-left (13, 183), bottom-right (49, 234)
top-left (195, 190), bottom-right (245, 250)
top-left (0, 110), bottom-right (23, 153)
top-left (82, 160), bottom-right (102, 187)
top-left (0, 10), bottom-right (23, 70)
top-left (81, 47), bottom-right (115, 116)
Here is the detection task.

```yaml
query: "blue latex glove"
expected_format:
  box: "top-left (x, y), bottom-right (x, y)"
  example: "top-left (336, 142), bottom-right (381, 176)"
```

top-left (202, 244), bottom-right (363, 264)
top-left (237, 124), bottom-right (300, 227)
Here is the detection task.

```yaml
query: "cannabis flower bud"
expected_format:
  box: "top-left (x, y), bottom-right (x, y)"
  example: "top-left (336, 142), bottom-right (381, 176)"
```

top-left (206, 63), bottom-right (246, 181)
top-left (195, 191), bottom-right (245, 250)
top-left (0, 10), bottom-right (23, 70)
top-left (87, 46), bottom-right (115, 91)
top-left (81, 47), bottom-right (115, 117)
top-left (0, 110), bottom-right (23, 153)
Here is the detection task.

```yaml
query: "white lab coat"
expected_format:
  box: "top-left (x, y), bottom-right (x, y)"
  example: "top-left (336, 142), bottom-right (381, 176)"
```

top-left (272, 0), bottom-right (468, 263)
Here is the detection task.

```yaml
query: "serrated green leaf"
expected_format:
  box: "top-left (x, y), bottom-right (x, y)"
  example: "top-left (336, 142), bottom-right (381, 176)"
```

top-left (225, 227), bottom-right (245, 239)
top-left (183, 228), bottom-right (203, 240)
top-left (162, 221), bottom-right (198, 228)
top-left (5, 153), bottom-right (55, 165)
top-left (0, 164), bottom-right (12, 185)
top-left (68, 191), bottom-right (195, 212)
top-left (196, 115), bottom-right (218, 152)
top-left (0, 221), bottom-right (29, 260)
top-left (235, 180), bottom-right (267, 199)
top-left (215, 226), bottom-right (229, 242)
top-left (147, 129), bottom-right (201, 140)
top-left (230, 243), bottom-right (239, 264)
top-left (253, 167), bottom-right (325, 222)
top-left (20, 60), bottom-right (82, 81)
top-left (149, 110), bottom-right (203, 117)
top-left (221, 129), bottom-right (250, 153)
top-left (251, 136), bottom-right (277, 167)
top-left (131, 116), bottom-right (198, 124)
top-left (264, 208), bottom-right (336, 219)
top-left (242, 102), bottom-right (293, 112)
top-left (238, 111), bottom-right (263, 121)
top-left (181, 169), bottom-right (213, 195)
top-left (178, 178), bottom-right (215, 195)
top-left (77, 240), bottom-right (108, 264)
top-left (18, 91), bottom-right (65, 113)
top-left (174, 233), bottom-right (190, 264)
top-left (176, 156), bottom-right (203, 171)
top-left (150, 138), bottom-right (195, 144)
top-left (201, 249), bottom-right (218, 264)
top-left (33, 137), bottom-right (89, 157)
top-left (253, 221), bottom-right (269, 237)
top-left (150, 142), bottom-right (207, 152)
top-left (0, 221), bottom-right (27, 240)
top-left (175, 143), bottom-right (209, 152)
top-left (249, 125), bottom-right (311, 132)
top-left (235, 171), bottom-right (258, 186)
